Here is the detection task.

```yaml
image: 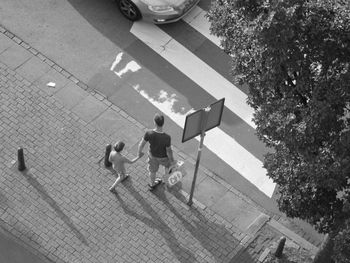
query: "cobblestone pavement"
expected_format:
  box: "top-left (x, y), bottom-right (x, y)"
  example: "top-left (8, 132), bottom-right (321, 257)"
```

top-left (0, 24), bottom-right (321, 262)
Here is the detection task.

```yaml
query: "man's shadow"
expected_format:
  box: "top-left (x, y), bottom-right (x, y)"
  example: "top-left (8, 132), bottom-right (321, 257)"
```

top-left (113, 179), bottom-right (196, 263)
top-left (152, 184), bottom-right (255, 262)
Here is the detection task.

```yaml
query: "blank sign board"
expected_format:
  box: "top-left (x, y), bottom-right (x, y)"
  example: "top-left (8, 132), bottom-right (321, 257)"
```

top-left (182, 98), bottom-right (225, 143)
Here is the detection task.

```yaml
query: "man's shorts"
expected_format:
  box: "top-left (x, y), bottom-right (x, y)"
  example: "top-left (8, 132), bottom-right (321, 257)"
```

top-left (148, 154), bottom-right (171, 174)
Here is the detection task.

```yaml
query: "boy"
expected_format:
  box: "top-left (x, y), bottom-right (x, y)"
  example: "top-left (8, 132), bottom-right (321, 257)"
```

top-left (109, 141), bottom-right (143, 193)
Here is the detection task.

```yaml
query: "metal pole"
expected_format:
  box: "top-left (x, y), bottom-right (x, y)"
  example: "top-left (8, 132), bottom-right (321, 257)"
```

top-left (188, 107), bottom-right (210, 206)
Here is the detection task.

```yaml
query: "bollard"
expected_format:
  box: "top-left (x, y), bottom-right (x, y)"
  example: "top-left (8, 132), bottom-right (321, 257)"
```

top-left (275, 236), bottom-right (286, 258)
top-left (104, 144), bottom-right (112, 168)
top-left (17, 148), bottom-right (26, 171)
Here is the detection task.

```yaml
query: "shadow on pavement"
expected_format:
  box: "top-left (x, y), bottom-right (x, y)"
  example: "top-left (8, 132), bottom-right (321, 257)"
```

top-left (114, 180), bottom-right (196, 263)
top-left (21, 169), bottom-right (88, 246)
top-left (154, 185), bottom-right (255, 262)
top-left (114, 178), bottom-right (255, 262)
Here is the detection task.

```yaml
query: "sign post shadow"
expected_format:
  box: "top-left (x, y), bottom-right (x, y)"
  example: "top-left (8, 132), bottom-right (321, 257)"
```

top-left (182, 98), bottom-right (225, 206)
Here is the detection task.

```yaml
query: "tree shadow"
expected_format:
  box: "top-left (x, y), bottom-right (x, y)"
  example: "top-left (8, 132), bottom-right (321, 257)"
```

top-left (113, 179), bottom-right (196, 263)
top-left (152, 184), bottom-right (255, 263)
top-left (21, 169), bottom-right (88, 245)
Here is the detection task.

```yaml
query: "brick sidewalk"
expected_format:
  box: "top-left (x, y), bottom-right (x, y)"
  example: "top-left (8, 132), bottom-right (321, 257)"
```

top-left (0, 60), bottom-right (266, 262)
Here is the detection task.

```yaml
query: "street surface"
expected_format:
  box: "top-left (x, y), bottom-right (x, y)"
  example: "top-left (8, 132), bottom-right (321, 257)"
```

top-left (0, 0), bottom-right (278, 211)
top-left (0, 2), bottom-right (324, 261)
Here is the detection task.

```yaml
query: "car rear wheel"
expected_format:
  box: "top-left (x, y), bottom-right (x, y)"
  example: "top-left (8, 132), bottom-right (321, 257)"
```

top-left (118, 0), bottom-right (142, 21)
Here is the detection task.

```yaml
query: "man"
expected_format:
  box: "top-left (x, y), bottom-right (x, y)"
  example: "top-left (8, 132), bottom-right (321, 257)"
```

top-left (138, 113), bottom-right (175, 190)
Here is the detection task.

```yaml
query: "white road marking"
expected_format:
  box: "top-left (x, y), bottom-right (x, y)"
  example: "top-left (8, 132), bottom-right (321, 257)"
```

top-left (110, 52), bottom-right (142, 78)
top-left (183, 6), bottom-right (222, 48)
top-left (115, 61), bottom-right (141, 78)
top-left (131, 84), bottom-right (275, 197)
top-left (130, 22), bottom-right (256, 129)
top-left (110, 52), bottom-right (124, 71)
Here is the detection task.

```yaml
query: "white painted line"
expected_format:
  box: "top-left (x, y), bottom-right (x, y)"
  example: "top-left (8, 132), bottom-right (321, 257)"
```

top-left (130, 22), bottom-right (256, 129)
top-left (203, 128), bottom-right (274, 196)
top-left (132, 84), bottom-right (275, 197)
top-left (183, 6), bottom-right (222, 48)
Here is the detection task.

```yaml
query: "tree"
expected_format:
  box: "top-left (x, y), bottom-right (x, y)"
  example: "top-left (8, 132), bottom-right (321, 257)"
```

top-left (207, 0), bottom-right (350, 261)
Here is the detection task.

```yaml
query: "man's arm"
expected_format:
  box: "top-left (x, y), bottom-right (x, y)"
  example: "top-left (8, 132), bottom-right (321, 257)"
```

top-left (138, 137), bottom-right (147, 157)
top-left (123, 153), bottom-right (144, 164)
top-left (166, 146), bottom-right (175, 164)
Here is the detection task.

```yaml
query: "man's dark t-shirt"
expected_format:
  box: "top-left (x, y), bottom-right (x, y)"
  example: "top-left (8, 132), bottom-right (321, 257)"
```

top-left (144, 130), bottom-right (171, 158)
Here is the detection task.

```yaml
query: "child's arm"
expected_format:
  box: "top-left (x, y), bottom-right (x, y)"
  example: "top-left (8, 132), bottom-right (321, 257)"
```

top-left (124, 153), bottom-right (144, 164)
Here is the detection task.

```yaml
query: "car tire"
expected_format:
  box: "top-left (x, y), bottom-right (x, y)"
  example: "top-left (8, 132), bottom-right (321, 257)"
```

top-left (118, 0), bottom-right (142, 21)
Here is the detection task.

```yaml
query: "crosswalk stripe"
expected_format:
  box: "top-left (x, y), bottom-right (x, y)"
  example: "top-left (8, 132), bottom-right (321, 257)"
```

top-left (130, 22), bottom-right (275, 197)
top-left (183, 6), bottom-right (221, 48)
top-left (130, 21), bottom-right (256, 129)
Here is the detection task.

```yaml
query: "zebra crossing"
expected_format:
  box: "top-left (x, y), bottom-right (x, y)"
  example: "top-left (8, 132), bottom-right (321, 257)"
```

top-left (114, 6), bottom-right (276, 197)
top-left (182, 6), bottom-right (221, 47)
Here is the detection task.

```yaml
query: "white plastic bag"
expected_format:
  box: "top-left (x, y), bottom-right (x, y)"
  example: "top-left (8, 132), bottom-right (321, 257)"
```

top-left (165, 160), bottom-right (187, 187)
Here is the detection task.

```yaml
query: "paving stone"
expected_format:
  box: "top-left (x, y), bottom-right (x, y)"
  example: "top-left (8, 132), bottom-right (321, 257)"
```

top-left (20, 42), bottom-right (31, 50)
top-left (4, 31), bottom-right (14, 39)
top-left (71, 95), bottom-right (108, 123)
top-left (211, 191), bottom-right (262, 232)
top-left (34, 68), bottom-right (70, 96)
top-left (0, 33), bottom-right (13, 54)
top-left (193, 176), bottom-right (228, 208)
top-left (16, 56), bottom-right (51, 83)
top-left (53, 81), bottom-right (89, 110)
top-left (180, 163), bottom-right (208, 193)
top-left (12, 36), bottom-right (22, 44)
top-left (91, 108), bottom-right (130, 137)
top-left (0, 44), bottom-right (32, 69)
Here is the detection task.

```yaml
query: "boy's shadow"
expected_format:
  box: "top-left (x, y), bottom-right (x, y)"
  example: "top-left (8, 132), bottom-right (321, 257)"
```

top-left (113, 179), bottom-right (196, 263)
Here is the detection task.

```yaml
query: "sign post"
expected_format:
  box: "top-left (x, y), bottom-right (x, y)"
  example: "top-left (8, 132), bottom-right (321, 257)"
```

top-left (182, 98), bottom-right (225, 206)
top-left (187, 107), bottom-right (210, 206)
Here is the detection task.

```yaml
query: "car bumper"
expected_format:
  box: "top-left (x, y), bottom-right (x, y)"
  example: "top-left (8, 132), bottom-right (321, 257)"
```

top-left (142, 0), bottom-right (200, 24)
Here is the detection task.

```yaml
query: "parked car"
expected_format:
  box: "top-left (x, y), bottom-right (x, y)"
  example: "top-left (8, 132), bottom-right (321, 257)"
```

top-left (116, 0), bottom-right (200, 24)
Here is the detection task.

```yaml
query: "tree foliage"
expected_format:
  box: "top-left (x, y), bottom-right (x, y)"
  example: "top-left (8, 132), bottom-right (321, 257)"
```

top-left (207, 0), bottom-right (350, 256)
top-left (333, 214), bottom-right (350, 262)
